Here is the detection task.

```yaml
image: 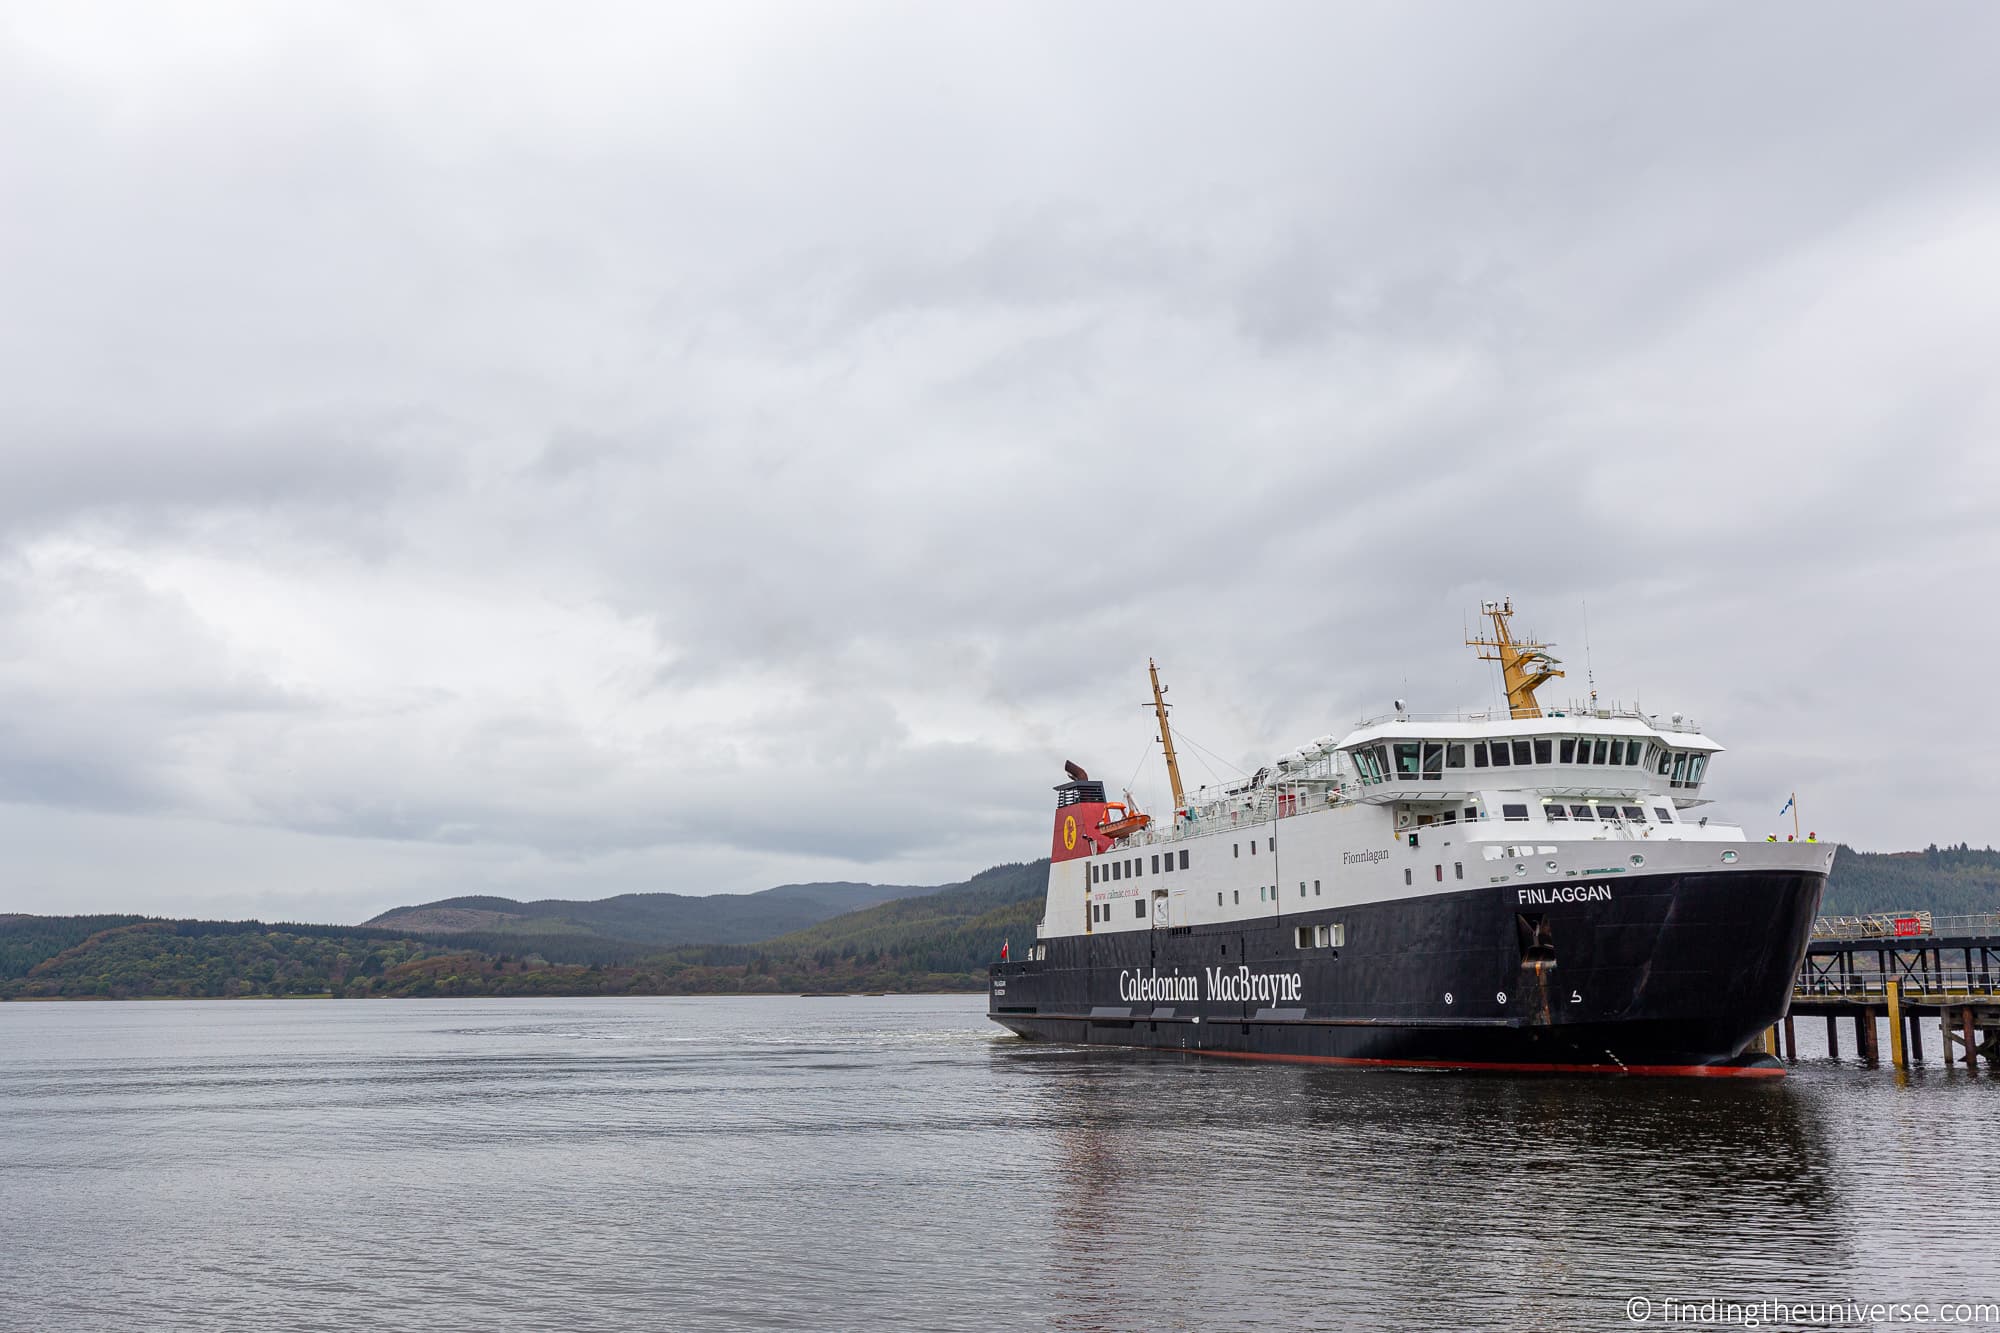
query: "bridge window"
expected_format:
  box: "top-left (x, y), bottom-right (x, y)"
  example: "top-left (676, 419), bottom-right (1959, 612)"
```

top-left (1597, 806), bottom-right (1620, 822)
top-left (1609, 739), bottom-right (1626, 765)
top-left (1489, 741), bottom-right (1511, 768)
top-left (1592, 739), bottom-right (1609, 764)
top-left (1473, 742), bottom-right (1489, 768)
top-left (1422, 742), bottom-right (1444, 778)
top-left (1395, 743), bottom-right (1422, 778)
top-left (1547, 805), bottom-right (1569, 821)
top-left (1575, 739), bottom-right (1592, 765)
top-left (1560, 738), bottom-right (1576, 762)
top-left (1511, 740), bottom-right (1532, 765)
top-left (1533, 738), bottom-right (1552, 764)
top-left (1447, 744), bottom-right (1466, 769)
top-left (1671, 753), bottom-right (1687, 784)
top-left (1627, 744), bottom-right (1643, 767)
top-left (1569, 804), bottom-right (1592, 819)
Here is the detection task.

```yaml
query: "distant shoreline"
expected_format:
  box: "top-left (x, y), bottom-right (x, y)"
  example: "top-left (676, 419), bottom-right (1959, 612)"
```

top-left (0, 990), bottom-right (986, 1004)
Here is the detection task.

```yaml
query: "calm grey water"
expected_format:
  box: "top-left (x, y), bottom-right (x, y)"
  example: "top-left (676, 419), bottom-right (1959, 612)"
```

top-left (1, 997), bottom-right (1995, 1332)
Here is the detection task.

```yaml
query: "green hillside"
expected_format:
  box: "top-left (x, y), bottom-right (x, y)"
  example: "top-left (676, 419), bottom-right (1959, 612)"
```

top-left (364, 880), bottom-right (938, 950)
top-left (2, 920), bottom-right (447, 998)
top-left (0, 863), bottom-right (1046, 1000)
top-left (654, 860), bottom-right (1047, 992)
top-left (1821, 844), bottom-right (2000, 917)
top-left (0, 914), bottom-right (146, 981)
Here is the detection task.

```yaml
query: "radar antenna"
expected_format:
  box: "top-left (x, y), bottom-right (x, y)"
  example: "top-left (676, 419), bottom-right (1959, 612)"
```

top-left (1466, 599), bottom-right (1565, 720)
top-left (1148, 658), bottom-right (1188, 813)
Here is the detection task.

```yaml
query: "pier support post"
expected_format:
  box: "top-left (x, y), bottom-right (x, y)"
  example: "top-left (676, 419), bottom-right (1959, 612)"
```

top-left (1887, 981), bottom-right (1906, 1070)
top-left (1966, 1009), bottom-right (1980, 1071)
top-left (1783, 1014), bottom-right (1797, 1063)
top-left (1943, 1009), bottom-right (1955, 1067)
top-left (1909, 1009), bottom-right (1924, 1065)
top-left (1827, 1014), bottom-right (1840, 1059)
top-left (1859, 1007), bottom-right (1879, 1063)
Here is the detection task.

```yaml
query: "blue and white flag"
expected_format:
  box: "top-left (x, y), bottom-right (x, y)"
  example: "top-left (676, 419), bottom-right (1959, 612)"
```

top-left (1778, 795), bottom-right (1794, 816)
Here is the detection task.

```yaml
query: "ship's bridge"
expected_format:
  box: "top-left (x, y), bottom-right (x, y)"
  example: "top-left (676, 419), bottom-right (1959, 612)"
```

top-left (1333, 704), bottom-right (1722, 806)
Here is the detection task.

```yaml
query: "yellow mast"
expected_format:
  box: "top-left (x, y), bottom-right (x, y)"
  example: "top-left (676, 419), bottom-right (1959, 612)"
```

top-left (1466, 599), bottom-right (1565, 720)
top-left (1148, 658), bottom-right (1187, 812)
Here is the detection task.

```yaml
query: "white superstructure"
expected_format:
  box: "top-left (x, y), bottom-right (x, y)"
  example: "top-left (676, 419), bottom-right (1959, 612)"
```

top-left (1035, 605), bottom-right (1833, 948)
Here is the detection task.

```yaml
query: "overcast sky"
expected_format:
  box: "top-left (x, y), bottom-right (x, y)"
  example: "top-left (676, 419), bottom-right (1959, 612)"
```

top-left (2, 1), bottom-right (1995, 923)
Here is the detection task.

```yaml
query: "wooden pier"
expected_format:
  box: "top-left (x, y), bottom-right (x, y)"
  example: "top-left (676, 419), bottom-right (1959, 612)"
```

top-left (1776, 913), bottom-right (2000, 1070)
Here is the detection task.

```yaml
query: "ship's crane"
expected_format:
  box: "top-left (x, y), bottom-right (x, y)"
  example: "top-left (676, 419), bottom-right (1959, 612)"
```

top-left (1148, 657), bottom-right (1187, 814)
top-left (1467, 599), bottom-right (1564, 720)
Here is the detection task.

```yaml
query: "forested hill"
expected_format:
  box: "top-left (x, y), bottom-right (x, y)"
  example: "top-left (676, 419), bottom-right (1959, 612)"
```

top-left (1821, 844), bottom-right (2000, 917)
top-left (0, 863), bottom-right (1048, 1000)
top-left (364, 880), bottom-right (938, 948)
top-left (656, 861), bottom-right (1048, 993)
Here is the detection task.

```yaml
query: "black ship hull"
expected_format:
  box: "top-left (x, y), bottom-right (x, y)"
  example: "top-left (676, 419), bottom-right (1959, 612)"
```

top-left (988, 868), bottom-right (1824, 1076)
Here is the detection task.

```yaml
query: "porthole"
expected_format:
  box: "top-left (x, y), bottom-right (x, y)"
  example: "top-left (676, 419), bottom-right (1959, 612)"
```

top-left (1444, 992), bottom-right (1454, 1005)
top-left (1496, 990), bottom-right (1509, 1004)
top-left (1545, 860), bottom-right (1559, 872)
top-left (1629, 854), bottom-right (1645, 868)
top-left (1721, 850), bottom-right (1738, 864)
top-left (1514, 864), bottom-right (1528, 878)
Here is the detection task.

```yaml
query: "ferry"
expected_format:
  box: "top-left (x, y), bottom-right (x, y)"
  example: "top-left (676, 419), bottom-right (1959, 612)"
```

top-left (988, 601), bottom-right (1832, 1076)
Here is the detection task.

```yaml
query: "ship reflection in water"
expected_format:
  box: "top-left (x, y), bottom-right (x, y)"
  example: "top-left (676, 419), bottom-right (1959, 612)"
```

top-left (2, 996), bottom-right (1993, 1332)
top-left (1031, 1040), bottom-right (1862, 1329)
top-left (1015, 1025), bottom-right (1994, 1331)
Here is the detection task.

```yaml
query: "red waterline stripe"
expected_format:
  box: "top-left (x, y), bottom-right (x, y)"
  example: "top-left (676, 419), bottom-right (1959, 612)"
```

top-left (1161, 1046), bottom-right (1787, 1079)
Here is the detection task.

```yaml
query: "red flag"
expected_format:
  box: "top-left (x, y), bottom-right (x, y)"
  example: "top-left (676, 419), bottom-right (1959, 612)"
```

top-left (1000, 938), bottom-right (1010, 961)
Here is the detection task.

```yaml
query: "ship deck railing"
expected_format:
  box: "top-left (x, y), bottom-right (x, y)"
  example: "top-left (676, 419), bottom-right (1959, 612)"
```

top-left (1348, 702), bottom-right (1705, 733)
top-left (1130, 792), bottom-right (1730, 849)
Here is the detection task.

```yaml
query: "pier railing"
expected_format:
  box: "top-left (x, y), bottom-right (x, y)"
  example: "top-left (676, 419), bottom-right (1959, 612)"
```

top-left (1793, 971), bottom-right (2000, 1005)
top-left (1811, 912), bottom-right (2000, 941)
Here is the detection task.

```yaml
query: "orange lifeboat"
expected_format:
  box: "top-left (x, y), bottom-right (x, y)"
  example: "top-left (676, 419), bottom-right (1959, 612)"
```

top-left (1097, 801), bottom-right (1152, 842)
